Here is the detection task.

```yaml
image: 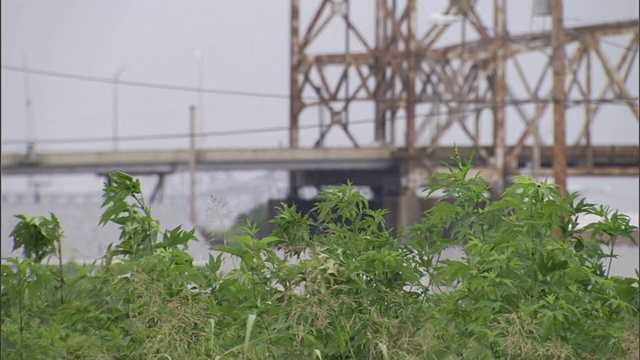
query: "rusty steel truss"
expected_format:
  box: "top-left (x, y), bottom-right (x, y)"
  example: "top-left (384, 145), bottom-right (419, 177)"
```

top-left (289, 0), bottom-right (639, 193)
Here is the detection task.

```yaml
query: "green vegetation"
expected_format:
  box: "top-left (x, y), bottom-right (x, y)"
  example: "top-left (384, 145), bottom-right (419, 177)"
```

top-left (2, 153), bottom-right (639, 359)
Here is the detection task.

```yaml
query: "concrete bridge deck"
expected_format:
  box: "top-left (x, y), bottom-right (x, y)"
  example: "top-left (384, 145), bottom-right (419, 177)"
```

top-left (2, 145), bottom-right (637, 177)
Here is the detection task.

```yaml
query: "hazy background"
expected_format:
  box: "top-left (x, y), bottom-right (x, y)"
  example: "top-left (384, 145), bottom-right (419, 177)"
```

top-left (1, 1), bottom-right (638, 266)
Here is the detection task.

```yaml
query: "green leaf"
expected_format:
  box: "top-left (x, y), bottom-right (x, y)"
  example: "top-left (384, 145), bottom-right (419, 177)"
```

top-left (9, 213), bottom-right (62, 263)
top-left (436, 260), bottom-right (469, 284)
top-left (211, 245), bottom-right (246, 259)
top-left (257, 236), bottom-right (280, 249)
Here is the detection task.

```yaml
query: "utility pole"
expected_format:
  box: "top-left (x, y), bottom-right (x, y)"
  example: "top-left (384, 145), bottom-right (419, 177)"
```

top-left (194, 49), bottom-right (205, 146)
top-left (22, 55), bottom-right (36, 159)
top-left (113, 67), bottom-right (127, 151)
top-left (551, 0), bottom-right (567, 195)
top-left (189, 105), bottom-right (198, 227)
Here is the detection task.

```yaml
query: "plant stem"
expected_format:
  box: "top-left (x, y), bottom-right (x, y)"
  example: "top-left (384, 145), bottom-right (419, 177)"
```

top-left (57, 239), bottom-right (65, 305)
top-left (605, 233), bottom-right (616, 278)
top-left (18, 264), bottom-right (25, 360)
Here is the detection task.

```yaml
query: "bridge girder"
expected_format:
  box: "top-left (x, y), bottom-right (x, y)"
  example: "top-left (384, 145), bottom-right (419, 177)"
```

top-left (290, 0), bottom-right (639, 189)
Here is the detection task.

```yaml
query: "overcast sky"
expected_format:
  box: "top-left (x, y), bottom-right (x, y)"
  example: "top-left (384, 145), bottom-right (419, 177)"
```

top-left (1, 0), bottom-right (638, 197)
top-left (1, 0), bottom-right (292, 152)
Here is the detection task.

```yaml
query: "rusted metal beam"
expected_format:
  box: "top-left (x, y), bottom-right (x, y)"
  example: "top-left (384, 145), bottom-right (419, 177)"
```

top-left (552, 0), bottom-right (567, 195)
top-left (374, 0), bottom-right (387, 143)
top-left (290, 0), bottom-right (301, 196)
top-left (584, 48), bottom-right (594, 170)
top-left (493, 0), bottom-right (507, 194)
top-left (433, 19), bottom-right (638, 61)
top-left (405, 0), bottom-right (419, 192)
top-left (574, 32), bottom-right (639, 143)
top-left (290, 0), bottom-right (637, 193)
top-left (589, 35), bottom-right (640, 120)
top-left (421, 1), bottom-right (456, 45)
top-left (300, 0), bottom-right (331, 51)
top-left (290, 0), bottom-right (301, 149)
top-left (507, 43), bottom-right (587, 165)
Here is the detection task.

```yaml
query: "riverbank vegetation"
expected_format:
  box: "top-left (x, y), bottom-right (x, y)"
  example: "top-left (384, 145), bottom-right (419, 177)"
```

top-left (2, 153), bottom-right (638, 359)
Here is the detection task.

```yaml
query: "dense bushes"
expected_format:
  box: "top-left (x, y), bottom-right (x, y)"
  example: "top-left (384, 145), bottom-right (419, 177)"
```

top-left (2, 154), bottom-right (638, 359)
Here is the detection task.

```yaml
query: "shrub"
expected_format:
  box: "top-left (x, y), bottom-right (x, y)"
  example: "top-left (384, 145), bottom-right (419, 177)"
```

top-left (1, 157), bottom-right (637, 359)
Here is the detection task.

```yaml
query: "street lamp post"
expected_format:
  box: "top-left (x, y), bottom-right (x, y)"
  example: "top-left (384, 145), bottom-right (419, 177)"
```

top-left (193, 48), bottom-right (204, 147)
top-left (113, 67), bottom-right (127, 151)
top-left (22, 55), bottom-right (37, 159)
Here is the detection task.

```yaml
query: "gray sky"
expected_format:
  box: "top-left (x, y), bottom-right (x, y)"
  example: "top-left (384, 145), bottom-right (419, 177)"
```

top-left (1, 0), bottom-right (638, 199)
top-left (1, 0), bottom-right (291, 151)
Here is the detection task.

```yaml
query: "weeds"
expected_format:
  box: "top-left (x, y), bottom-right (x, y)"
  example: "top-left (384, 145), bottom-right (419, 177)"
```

top-left (1, 154), bottom-right (638, 359)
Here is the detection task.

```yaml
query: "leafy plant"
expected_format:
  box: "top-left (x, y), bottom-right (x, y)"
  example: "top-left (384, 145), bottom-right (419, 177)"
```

top-left (100, 171), bottom-right (196, 262)
top-left (2, 162), bottom-right (638, 359)
top-left (10, 213), bottom-right (63, 264)
top-left (100, 171), bottom-right (161, 260)
top-left (408, 150), bottom-right (639, 358)
top-left (8, 212), bottom-right (66, 309)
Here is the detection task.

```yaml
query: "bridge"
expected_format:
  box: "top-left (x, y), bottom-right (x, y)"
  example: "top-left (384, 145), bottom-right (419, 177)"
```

top-left (2, 1), bottom-right (639, 229)
top-left (1, 145), bottom-right (638, 177)
top-left (3, 142), bottom-right (637, 230)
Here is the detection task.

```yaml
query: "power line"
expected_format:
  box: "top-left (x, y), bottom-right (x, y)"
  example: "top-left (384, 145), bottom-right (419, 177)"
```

top-left (1, 97), bottom-right (635, 146)
top-left (1, 65), bottom-right (294, 100)
top-left (3, 22), bottom-right (636, 102)
top-left (2, 125), bottom-right (294, 146)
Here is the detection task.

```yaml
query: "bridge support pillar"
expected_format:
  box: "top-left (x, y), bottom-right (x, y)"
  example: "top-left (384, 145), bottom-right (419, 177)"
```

top-left (149, 174), bottom-right (166, 204)
top-left (277, 167), bottom-right (425, 234)
top-left (381, 193), bottom-right (423, 232)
